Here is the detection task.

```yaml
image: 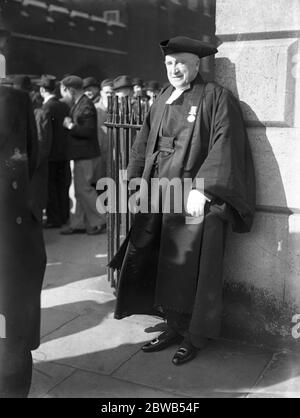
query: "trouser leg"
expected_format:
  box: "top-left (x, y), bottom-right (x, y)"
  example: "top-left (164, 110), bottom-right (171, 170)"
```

top-left (0, 340), bottom-right (33, 398)
top-left (57, 161), bottom-right (71, 225)
top-left (70, 159), bottom-right (105, 229)
top-left (46, 162), bottom-right (62, 225)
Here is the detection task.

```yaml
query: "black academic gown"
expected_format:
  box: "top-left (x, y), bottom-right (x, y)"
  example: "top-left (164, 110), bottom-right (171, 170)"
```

top-left (112, 75), bottom-right (256, 339)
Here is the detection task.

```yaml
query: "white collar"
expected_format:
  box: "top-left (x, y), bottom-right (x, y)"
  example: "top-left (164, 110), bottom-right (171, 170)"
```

top-left (165, 84), bottom-right (191, 104)
top-left (43, 94), bottom-right (56, 104)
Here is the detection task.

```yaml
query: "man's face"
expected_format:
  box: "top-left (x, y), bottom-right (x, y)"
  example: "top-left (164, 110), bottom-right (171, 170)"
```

top-left (60, 84), bottom-right (73, 102)
top-left (39, 86), bottom-right (46, 98)
top-left (101, 85), bottom-right (113, 100)
top-left (133, 85), bottom-right (142, 96)
top-left (84, 86), bottom-right (100, 100)
top-left (165, 52), bottom-right (200, 89)
top-left (115, 88), bottom-right (132, 99)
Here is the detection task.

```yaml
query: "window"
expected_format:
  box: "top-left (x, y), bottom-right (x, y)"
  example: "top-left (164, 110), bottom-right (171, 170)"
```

top-left (103, 10), bottom-right (120, 24)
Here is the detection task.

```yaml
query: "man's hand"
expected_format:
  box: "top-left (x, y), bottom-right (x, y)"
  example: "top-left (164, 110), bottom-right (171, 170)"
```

top-left (186, 189), bottom-right (208, 217)
top-left (63, 116), bottom-right (74, 130)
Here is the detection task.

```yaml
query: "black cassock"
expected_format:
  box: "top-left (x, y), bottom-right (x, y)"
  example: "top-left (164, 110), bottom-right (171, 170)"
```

top-left (111, 75), bottom-right (256, 340)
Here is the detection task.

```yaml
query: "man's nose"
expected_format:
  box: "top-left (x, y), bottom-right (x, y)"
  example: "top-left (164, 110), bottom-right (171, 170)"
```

top-left (170, 64), bottom-right (179, 74)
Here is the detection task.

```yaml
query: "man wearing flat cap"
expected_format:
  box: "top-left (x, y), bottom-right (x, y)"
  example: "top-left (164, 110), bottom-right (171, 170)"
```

top-left (60, 75), bottom-right (106, 235)
top-left (132, 77), bottom-right (144, 99)
top-left (113, 75), bottom-right (133, 100)
top-left (83, 77), bottom-right (101, 105)
top-left (111, 36), bottom-right (256, 365)
top-left (95, 79), bottom-right (114, 178)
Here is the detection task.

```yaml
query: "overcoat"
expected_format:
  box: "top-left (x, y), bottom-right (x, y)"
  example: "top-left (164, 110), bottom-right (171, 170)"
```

top-left (112, 76), bottom-right (256, 337)
top-left (68, 95), bottom-right (100, 161)
top-left (0, 86), bottom-right (46, 349)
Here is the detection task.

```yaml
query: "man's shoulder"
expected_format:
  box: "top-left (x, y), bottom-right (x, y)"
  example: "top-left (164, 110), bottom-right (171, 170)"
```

top-left (204, 81), bottom-right (228, 96)
top-left (77, 95), bottom-right (96, 116)
top-left (45, 97), bottom-right (69, 113)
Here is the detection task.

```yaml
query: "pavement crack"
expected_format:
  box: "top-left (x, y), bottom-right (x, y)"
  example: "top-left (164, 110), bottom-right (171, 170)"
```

top-left (245, 351), bottom-right (283, 398)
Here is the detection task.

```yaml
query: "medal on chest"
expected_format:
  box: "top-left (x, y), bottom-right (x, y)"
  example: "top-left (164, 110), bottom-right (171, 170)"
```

top-left (187, 106), bottom-right (197, 123)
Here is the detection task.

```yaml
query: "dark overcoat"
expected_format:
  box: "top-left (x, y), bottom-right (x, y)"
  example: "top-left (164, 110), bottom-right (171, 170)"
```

top-left (42, 97), bottom-right (69, 162)
top-left (112, 76), bottom-right (256, 338)
top-left (68, 95), bottom-right (100, 161)
top-left (0, 86), bottom-right (46, 349)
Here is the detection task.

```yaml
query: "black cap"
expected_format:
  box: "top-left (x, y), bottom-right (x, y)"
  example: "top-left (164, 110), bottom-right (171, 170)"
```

top-left (83, 76), bottom-right (100, 90)
top-left (37, 74), bottom-right (56, 91)
top-left (61, 75), bottom-right (83, 90)
top-left (160, 36), bottom-right (218, 58)
top-left (113, 75), bottom-right (132, 91)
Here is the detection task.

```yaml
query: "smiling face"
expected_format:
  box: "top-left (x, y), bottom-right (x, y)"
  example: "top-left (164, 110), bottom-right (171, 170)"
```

top-left (165, 52), bottom-right (200, 89)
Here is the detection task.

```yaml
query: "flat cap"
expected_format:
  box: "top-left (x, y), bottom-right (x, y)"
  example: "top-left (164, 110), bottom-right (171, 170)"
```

top-left (37, 74), bottom-right (56, 90)
top-left (113, 75), bottom-right (132, 91)
top-left (160, 36), bottom-right (218, 58)
top-left (61, 75), bottom-right (83, 90)
top-left (83, 76), bottom-right (100, 89)
top-left (101, 78), bottom-right (113, 89)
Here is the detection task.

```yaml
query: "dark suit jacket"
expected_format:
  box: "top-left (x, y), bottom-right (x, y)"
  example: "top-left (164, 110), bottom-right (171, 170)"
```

top-left (42, 96), bottom-right (69, 161)
top-left (0, 86), bottom-right (46, 349)
top-left (68, 94), bottom-right (100, 160)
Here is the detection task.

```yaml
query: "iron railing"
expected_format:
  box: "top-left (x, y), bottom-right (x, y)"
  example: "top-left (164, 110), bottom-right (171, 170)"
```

top-left (104, 95), bottom-right (149, 288)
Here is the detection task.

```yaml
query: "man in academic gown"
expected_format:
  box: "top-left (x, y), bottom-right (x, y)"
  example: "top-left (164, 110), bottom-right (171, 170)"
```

top-left (111, 36), bottom-right (256, 365)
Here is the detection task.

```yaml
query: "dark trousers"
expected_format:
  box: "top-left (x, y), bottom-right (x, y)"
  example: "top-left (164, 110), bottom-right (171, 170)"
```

top-left (46, 161), bottom-right (71, 226)
top-left (0, 340), bottom-right (33, 398)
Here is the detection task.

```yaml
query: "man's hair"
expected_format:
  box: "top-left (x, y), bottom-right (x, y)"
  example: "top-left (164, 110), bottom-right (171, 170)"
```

top-left (61, 75), bottom-right (83, 90)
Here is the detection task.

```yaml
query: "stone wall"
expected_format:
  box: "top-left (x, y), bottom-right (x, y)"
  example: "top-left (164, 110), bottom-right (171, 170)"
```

top-left (215, 0), bottom-right (300, 349)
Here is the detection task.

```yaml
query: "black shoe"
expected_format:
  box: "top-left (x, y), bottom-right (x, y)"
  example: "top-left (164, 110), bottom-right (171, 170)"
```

top-left (86, 224), bottom-right (106, 235)
top-left (172, 343), bottom-right (198, 366)
top-left (141, 331), bottom-right (182, 353)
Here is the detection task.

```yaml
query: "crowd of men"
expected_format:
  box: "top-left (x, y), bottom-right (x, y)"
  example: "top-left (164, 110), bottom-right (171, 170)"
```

top-left (1, 73), bottom-right (161, 235)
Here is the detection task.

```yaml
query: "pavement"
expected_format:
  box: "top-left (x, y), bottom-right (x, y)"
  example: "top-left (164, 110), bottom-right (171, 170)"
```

top-left (29, 229), bottom-right (300, 398)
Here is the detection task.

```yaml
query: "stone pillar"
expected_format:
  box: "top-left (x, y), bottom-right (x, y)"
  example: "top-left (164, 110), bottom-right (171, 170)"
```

top-left (215, 0), bottom-right (300, 349)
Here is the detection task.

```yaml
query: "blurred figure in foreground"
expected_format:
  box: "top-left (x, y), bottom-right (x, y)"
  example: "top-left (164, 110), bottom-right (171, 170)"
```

top-left (0, 75), bottom-right (46, 397)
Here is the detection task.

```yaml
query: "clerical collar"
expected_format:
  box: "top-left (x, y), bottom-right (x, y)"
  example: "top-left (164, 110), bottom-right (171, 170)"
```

top-left (165, 84), bottom-right (191, 104)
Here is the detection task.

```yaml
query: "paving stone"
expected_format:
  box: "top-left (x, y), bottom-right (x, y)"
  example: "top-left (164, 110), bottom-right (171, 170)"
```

top-left (113, 340), bottom-right (272, 398)
top-left (46, 370), bottom-right (182, 398)
top-left (34, 315), bottom-right (159, 375)
top-left (248, 352), bottom-right (300, 398)
top-left (29, 361), bottom-right (75, 398)
top-left (41, 307), bottom-right (79, 338)
top-left (41, 285), bottom-right (115, 316)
